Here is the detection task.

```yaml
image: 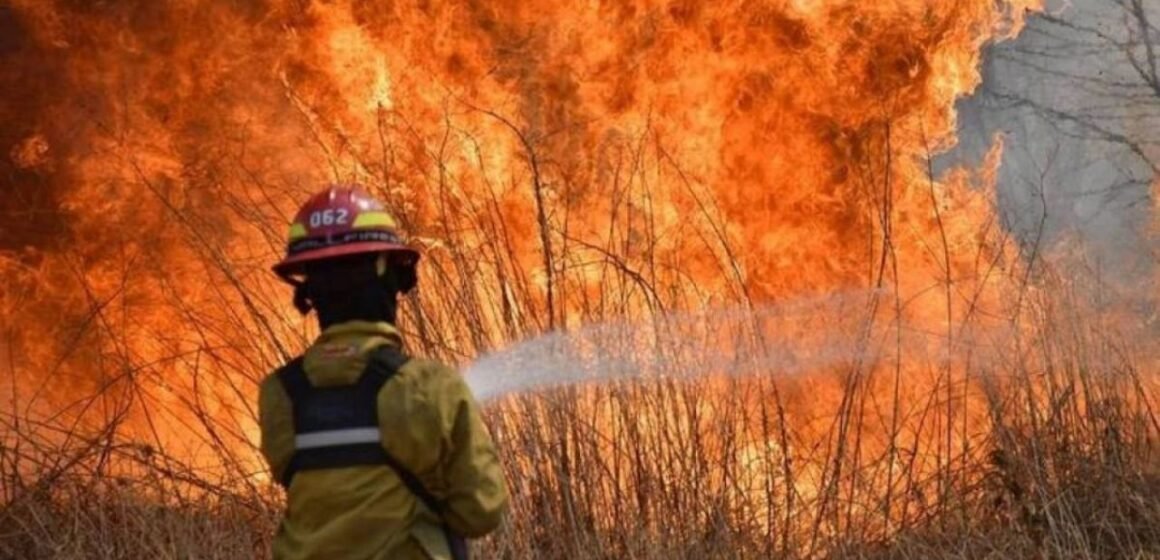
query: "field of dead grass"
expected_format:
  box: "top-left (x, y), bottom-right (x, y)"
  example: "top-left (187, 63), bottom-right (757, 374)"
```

top-left (2, 282), bottom-right (1158, 559)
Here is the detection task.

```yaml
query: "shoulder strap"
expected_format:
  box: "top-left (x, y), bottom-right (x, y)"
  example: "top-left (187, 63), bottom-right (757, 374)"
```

top-left (367, 344), bottom-right (410, 377)
top-left (276, 356), bottom-right (309, 401)
top-left (359, 344), bottom-right (409, 395)
top-left (364, 347), bottom-right (467, 557)
top-left (362, 346), bottom-right (446, 515)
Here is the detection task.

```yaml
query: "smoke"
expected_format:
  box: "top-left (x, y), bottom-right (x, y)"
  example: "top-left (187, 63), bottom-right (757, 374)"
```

top-left (948, 0), bottom-right (1159, 315)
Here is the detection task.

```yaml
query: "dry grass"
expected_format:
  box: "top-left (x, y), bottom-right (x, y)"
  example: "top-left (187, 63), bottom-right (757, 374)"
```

top-left (472, 291), bottom-right (1160, 559)
top-left (0, 438), bottom-right (277, 559)
top-left (1, 280), bottom-right (1158, 560)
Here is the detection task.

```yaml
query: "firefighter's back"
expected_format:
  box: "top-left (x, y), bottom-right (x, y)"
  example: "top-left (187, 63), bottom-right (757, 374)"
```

top-left (259, 321), bottom-right (505, 560)
top-left (275, 466), bottom-right (433, 559)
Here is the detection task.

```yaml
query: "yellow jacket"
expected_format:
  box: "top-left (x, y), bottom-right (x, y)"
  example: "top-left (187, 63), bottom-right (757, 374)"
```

top-left (259, 321), bottom-right (509, 560)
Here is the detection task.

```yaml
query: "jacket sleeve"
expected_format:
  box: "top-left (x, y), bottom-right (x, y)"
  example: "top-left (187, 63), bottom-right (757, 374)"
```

top-left (258, 374), bottom-right (295, 485)
top-left (422, 363), bottom-right (510, 538)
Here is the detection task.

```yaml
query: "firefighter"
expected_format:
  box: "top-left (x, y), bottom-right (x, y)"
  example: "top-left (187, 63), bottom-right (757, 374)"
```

top-left (258, 186), bottom-right (509, 560)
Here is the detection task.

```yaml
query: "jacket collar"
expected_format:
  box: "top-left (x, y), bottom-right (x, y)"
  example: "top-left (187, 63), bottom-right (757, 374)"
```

top-left (316, 320), bottom-right (403, 349)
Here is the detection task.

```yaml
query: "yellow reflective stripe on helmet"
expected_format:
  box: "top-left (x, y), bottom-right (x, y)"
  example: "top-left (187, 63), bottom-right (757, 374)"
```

top-left (288, 223), bottom-right (308, 240)
top-left (353, 211), bottom-right (397, 229)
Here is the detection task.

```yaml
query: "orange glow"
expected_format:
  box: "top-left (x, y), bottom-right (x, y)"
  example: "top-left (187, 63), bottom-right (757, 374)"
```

top-left (0, 0), bottom-right (1055, 536)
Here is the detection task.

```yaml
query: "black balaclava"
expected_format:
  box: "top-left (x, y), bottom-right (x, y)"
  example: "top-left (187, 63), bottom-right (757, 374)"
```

top-left (295, 253), bottom-right (416, 330)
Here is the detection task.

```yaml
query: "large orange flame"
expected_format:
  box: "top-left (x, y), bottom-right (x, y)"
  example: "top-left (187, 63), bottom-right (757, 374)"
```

top-left (0, 0), bottom-right (1050, 508)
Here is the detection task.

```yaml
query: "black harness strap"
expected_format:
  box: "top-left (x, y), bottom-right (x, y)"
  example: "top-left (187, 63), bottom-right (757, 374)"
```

top-left (276, 346), bottom-right (469, 559)
top-left (277, 351), bottom-right (392, 487)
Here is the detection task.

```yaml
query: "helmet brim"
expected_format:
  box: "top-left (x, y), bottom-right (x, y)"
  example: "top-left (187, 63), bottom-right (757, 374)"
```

top-left (272, 241), bottom-right (420, 279)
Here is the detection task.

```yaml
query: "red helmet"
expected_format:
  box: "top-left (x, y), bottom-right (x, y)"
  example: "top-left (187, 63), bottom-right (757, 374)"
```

top-left (272, 185), bottom-right (419, 279)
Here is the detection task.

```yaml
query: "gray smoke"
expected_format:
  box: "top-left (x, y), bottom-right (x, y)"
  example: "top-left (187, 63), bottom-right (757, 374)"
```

top-left (946, 0), bottom-right (1158, 315)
